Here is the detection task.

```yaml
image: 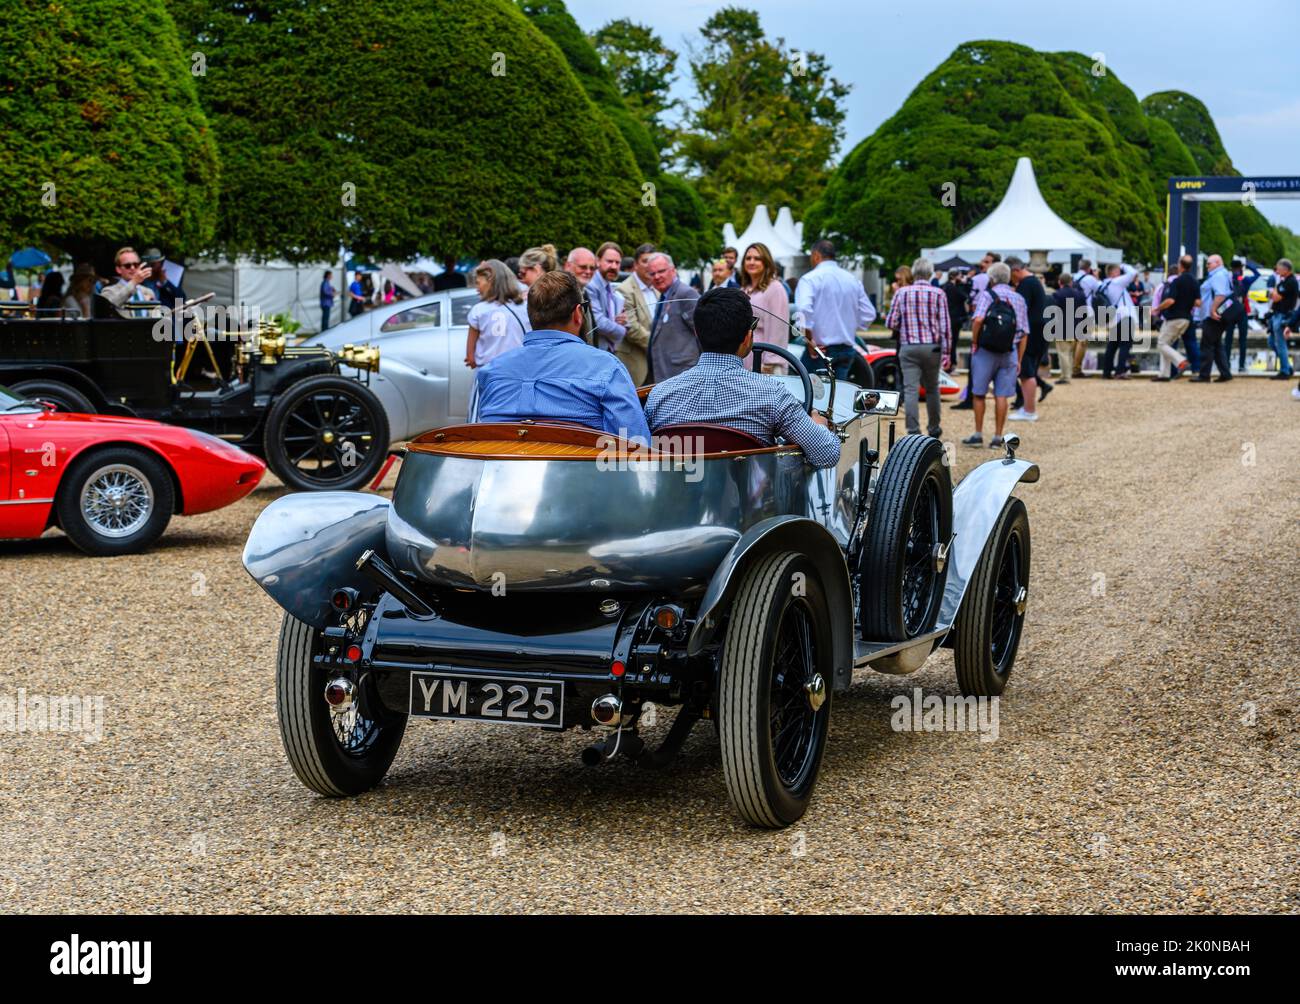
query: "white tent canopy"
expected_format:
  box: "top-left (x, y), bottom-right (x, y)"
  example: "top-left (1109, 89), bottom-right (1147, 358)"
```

top-left (924, 157), bottom-right (1122, 265)
top-left (183, 257), bottom-right (335, 332)
top-left (722, 204), bottom-right (805, 266)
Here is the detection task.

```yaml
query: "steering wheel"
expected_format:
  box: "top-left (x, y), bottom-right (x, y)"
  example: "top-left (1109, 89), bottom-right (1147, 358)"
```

top-left (751, 341), bottom-right (816, 414)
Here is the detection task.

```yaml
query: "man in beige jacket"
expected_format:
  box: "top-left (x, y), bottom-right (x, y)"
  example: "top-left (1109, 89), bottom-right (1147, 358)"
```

top-left (615, 243), bottom-right (656, 385)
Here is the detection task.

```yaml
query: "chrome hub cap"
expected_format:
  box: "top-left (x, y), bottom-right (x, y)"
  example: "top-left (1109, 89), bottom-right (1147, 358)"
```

top-left (804, 672), bottom-right (826, 712)
top-left (79, 464), bottom-right (154, 537)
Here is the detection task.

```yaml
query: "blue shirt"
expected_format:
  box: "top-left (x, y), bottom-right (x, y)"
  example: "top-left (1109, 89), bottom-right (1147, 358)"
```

top-left (472, 329), bottom-right (651, 442)
top-left (1197, 266), bottom-right (1234, 322)
top-left (645, 353), bottom-right (841, 468)
top-left (320, 279), bottom-right (335, 308)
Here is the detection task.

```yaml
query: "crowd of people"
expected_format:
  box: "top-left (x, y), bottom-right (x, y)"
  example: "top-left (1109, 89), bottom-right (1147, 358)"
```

top-left (883, 248), bottom-right (1300, 446)
top-left (393, 236), bottom-right (1300, 450)
top-left (6, 246), bottom-right (189, 319)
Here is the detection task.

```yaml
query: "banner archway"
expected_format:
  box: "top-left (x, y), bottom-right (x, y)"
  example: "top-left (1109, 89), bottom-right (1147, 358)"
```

top-left (1166, 176), bottom-right (1300, 267)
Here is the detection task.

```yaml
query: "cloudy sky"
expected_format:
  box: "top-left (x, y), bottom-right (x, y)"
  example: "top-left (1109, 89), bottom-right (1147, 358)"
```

top-left (568, 0), bottom-right (1300, 233)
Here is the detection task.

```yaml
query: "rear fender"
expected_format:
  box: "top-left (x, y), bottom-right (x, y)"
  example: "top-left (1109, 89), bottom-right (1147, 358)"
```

top-left (242, 491), bottom-right (391, 628)
top-left (936, 457), bottom-right (1039, 633)
top-left (687, 516), bottom-right (855, 693)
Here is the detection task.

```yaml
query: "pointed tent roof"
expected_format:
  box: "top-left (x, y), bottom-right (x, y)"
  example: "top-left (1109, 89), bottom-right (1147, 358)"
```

top-left (925, 157), bottom-right (1122, 265)
top-left (722, 204), bottom-right (804, 265)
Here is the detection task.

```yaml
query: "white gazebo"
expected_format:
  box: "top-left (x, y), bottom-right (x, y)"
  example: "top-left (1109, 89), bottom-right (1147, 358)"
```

top-left (722, 204), bottom-right (805, 267)
top-left (924, 157), bottom-right (1122, 267)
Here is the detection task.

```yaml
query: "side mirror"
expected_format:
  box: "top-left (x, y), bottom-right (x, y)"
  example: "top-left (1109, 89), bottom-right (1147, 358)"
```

top-left (853, 390), bottom-right (880, 413)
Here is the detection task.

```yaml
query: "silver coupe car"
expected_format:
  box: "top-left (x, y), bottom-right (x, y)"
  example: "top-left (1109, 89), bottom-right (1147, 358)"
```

top-left (304, 290), bottom-right (479, 442)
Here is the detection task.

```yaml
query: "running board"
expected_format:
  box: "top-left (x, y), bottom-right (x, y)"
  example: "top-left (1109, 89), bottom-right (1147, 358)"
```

top-left (854, 626), bottom-right (950, 675)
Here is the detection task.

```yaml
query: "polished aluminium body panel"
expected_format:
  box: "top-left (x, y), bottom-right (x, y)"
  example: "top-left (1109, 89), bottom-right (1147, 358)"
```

top-left (243, 491), bottom-right (391, 628)
top-left (935, 457), bottom-right (1039, 630)
top-left (387, 448), bottom-right (814, 592)
top-left (685, 515), bottom-right (857, 692)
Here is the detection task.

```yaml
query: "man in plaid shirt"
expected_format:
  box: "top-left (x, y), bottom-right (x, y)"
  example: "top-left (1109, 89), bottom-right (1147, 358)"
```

top-left (885, 257), bottom-right (952, 438)
top-left (645, 288), bottom-right (841, 467)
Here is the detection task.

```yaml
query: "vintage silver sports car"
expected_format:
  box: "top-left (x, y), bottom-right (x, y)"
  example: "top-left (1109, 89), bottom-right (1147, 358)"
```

top-left (242, 345), bottom-right (1038, 827)
top-left (303, 290), bottom-right (478, 441)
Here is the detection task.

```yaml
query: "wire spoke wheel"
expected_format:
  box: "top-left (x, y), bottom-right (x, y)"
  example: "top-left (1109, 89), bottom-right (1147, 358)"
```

top-left (900, 478), bottom-right (940, 636)
top-left (79, 463), bottom-right (154, 537)
top-left (990, 533), bottom-right (1024, 673)
top-left (769, 603), bottom-right (821, 790)
top-left (953, 498), bottom-right (1031, 697)
top-left (275, 613), bottom-right (406, 797)
top-left (859, 435), bottom-right (952, 641)
top-left (720, 551), bottom-right (833, 828)
top-left (264, 374), bottom-right (389, 491)
top-left (329, 700), bottom-right (382, 758)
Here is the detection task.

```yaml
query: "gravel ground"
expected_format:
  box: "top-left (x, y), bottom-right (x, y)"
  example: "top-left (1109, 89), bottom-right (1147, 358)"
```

top-left (2, 376), bottom-right (1297, 914)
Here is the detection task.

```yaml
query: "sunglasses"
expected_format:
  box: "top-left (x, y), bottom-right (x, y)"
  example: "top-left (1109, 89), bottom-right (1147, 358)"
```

top-left (120, 261), bottom-right (143, 269)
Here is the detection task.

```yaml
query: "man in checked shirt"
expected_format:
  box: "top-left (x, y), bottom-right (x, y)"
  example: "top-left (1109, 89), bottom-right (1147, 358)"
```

top-left (885, 257), bottom-right (952, 439)
top-left (644, 287), bottom-right (841, 468)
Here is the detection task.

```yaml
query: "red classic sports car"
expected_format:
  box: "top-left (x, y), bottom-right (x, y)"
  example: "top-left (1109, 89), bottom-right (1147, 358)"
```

top-left (856, 342), bottom-right (962, 399)
top-left (1, 384), bottom-right (264, 555)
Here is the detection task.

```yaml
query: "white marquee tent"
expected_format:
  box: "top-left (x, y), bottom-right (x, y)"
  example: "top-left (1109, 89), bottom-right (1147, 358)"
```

top-left (924, 157), bottom-right (1122, 266)
top-left (722, 204), bottom-right (805, 266)
top-left (183, 258), bottom-right (337, 332)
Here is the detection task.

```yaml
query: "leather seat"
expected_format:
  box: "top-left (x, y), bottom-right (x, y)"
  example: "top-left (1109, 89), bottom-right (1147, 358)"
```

top-left (652, 422), bottom-right (768, 454)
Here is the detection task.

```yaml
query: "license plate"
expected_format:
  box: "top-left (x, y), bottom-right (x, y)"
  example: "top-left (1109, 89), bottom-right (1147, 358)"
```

top-left (408, 672), bottom-right (564, 729)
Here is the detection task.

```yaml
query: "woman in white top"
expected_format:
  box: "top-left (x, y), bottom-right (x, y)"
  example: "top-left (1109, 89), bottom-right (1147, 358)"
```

top-left (465, 259), bottom-right (530, 368)
top-left (739, 242), bottom-right (790, 373)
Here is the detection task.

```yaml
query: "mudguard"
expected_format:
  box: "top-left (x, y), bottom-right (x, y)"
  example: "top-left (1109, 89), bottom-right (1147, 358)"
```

top-left (936, 457), bottom-right (1040, 632)
top-left (242, 491), bottom-right (391, 629)
top-left (686, 516), bottom-right (855, 693)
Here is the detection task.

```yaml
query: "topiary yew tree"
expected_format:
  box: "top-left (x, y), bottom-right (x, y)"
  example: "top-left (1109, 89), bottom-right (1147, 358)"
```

top-left (517, 0), bottom-right (715, 264)
top-left (1142, 91), bottom-right (1283, 263)
top-left (176, 0), bottom-right (661, 263)
top-left (807, 41), bottom-right (1281, 266)
top-left (0, 0), bottom-right (219, 264)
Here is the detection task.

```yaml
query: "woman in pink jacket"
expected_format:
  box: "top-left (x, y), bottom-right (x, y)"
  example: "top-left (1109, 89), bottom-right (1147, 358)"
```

top-left (739, 242), bottom-right (790, 373)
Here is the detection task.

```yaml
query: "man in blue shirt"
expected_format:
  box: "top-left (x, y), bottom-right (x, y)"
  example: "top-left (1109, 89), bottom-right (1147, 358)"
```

top-left (1190, 254), bottom-right (1235, 382)
top-left (645, 287), bottom-right (840, 468)
top-left (472, 270), bottom-right (650, 442)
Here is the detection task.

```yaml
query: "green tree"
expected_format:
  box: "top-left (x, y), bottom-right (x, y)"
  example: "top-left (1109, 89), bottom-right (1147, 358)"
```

top-left (0, 0), bottom-right (219, 263)
top-left (1275, 225), bottom-right (1300, 262)
top-left (517, 0), bottom-right (712, 265)
top-left (1142, 91), bottom-right (1283, 262)
top-left (677, 7), bottom-right (849, 232)
top-left (591, 19), bottom-right (679, 165)
top-left (807, 40), bottom-right (1273, 266)
top-left (175, 0), bottom-right (660, 262)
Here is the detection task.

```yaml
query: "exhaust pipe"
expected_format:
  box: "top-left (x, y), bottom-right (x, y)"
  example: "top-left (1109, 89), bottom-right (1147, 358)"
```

top-left (355, 549), bottom-right (434, 617)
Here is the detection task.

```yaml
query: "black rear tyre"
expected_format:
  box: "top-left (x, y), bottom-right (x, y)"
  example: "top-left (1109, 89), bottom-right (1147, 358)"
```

top-left (719, 551), bottom-right (833, 828)
top-left (263, 374), bottom-right (389, 491)
top-left (276, 612), bottom-right (407, 796)
top-left (858, 434), bottom-right (953, 641)
top-left (11, 379), bottom-right (95, 414)
top-left (56, 446), bottom-right (173, 555)
top-left (953, 498), bottom-right (1030, 696)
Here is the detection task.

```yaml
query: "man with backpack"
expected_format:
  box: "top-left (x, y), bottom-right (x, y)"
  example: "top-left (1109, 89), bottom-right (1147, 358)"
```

top-left (962, 262), bottom-right (1028, 449)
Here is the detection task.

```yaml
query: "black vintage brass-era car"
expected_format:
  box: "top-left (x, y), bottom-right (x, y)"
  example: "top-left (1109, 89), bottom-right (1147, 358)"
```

top-left (0, 300), bottom-right (389, 490)
top-left (243, 344), bottom-right (1039, 828)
